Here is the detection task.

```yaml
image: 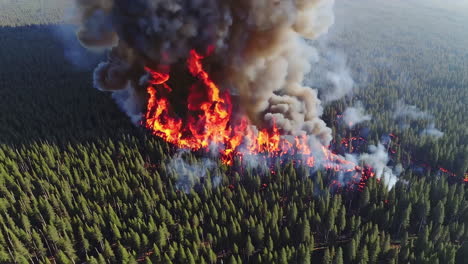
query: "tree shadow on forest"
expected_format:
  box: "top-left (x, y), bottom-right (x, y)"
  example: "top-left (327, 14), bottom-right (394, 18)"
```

top-left (0, 24), bottom-right (139, 148)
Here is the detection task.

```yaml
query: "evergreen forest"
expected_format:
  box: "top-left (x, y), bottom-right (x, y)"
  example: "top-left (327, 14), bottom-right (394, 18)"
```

top-left (0, 0), bottom-right (466, 263)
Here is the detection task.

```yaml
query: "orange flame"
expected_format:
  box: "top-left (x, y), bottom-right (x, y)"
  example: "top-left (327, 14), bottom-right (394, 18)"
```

top-left (144, 49), bottom-right (365, 178)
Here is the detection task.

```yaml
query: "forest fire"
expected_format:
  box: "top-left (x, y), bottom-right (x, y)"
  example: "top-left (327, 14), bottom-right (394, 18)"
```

top-left (340, 136), bottom-right (367, 152)
top-left (68, 0), bottom-right (418, 190)
top-left (144, 49), bottom-right (371, 184)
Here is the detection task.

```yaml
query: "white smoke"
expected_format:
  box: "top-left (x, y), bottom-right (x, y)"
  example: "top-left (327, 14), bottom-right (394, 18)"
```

top-left (167, 150), bottom-right (221, 192)
top-left (393, 100), bottom-right (443, 139)
top-left (359, 144), bottom-right (400, 189)
top-left (71, 0), bottom-right (341, 145)
top-left (68, 0), bottom-right (405, 191)
top-left (342, 102), bottom-right (372, 128)
top-left (393, 100), bottom-right (430, 120)
top-left (420, 123), bottom-right (444, 138)
top-left (305, 43), bottom-right (355, 103)
top-left (111, 85), bottom-right (146, 124)
top-left (324, 53), bottom-right (354, 102)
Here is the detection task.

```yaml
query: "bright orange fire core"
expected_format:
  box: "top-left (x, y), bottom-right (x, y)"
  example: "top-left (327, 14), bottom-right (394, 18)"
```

top-left (144, 49), bottom-right (358, 173)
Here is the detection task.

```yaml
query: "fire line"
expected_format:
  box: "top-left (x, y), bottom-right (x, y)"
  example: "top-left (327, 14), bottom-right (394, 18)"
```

top-left (144, 49), bottom-right (373, 187)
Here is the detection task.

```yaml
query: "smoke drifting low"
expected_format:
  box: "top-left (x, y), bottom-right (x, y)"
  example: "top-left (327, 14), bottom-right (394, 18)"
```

top-left (167, 150), bottom-right (220, 193)
top-left (73, 0), bottom-right (336, 144)
top-left (342, 102), bottom-right (372, 128)
top-left (393, 100), bottom-right (444, 139)
top-left (359, 144), bottom-right (400, 188)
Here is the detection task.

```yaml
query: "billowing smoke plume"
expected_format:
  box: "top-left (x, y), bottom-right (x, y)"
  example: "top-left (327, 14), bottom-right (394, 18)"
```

top-left (304, 45), bottom-right (355, 103)
top-left (342, 102), bottom-right (371, 128)
top-left (72, 0), bottom-right (336, 145)
top-left (324, 55), bottom-right (354, 102)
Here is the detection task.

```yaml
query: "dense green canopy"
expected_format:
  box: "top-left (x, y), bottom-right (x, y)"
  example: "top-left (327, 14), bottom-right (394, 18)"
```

top-left (0, 0), bottom-right (466, 263)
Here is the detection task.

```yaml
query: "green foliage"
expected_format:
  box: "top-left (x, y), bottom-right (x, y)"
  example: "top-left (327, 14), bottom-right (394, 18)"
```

top-left (0, 0), bottom-right (67, 27)
top-left (321, 0), bottom-right (468, 179)
top-left (0, 1), bottom-right (466, 263)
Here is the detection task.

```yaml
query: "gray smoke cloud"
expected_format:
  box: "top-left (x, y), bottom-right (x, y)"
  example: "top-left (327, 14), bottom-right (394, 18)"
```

top-left (305, 44), bottom-right (355, 103)
top-left (393, 100), bottom-right (430, 121)
top-left (359, 144), bottom-right (400, 189)
top-left (167, 150), bottom-right (221, 193)
top-left (342, 102), bottom-right (372, 128)
top-left (71, 0), bottom-right (337, 145)
top-left (323, 51), bottom-right (354, 102)
top-left (52, 2), bottom-right (106, 70)
top-left (420, 123), bottom-right (444, 138)
top-left (69, 0), bottom-right (403, 190)
top-left (393, 100), bottom-right (443, 138)
top-left (52, 24), bottom-right (103, 70)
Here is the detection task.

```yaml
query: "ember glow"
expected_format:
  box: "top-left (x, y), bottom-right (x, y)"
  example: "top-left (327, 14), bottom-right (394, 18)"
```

top-left (144, 49), bottom-right (371, 185)
top-left (341, 136), bottom-right (367, 153)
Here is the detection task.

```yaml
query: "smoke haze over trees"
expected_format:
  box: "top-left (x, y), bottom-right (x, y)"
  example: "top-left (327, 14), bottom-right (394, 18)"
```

top-left (0, 0), bottom-right (466, 263)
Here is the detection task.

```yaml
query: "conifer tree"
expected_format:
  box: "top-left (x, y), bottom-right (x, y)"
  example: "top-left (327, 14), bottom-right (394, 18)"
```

top-left (334, 247), bottom-right (344, 264)
top-left (323, 248), bottom-right (332, 264)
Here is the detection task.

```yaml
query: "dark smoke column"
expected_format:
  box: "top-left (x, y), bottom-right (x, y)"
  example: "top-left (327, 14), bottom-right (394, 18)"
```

top-left (73, 0), bottom-right (336, 145)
